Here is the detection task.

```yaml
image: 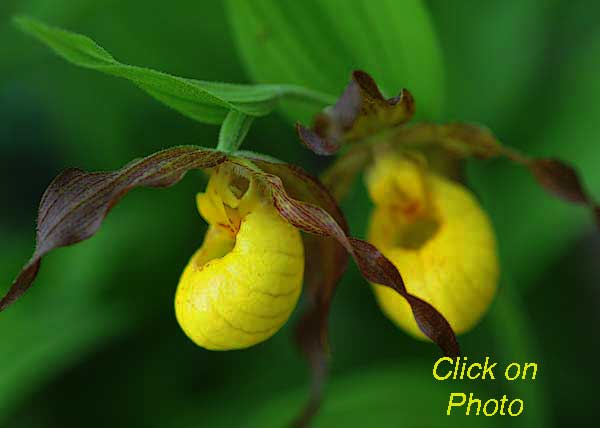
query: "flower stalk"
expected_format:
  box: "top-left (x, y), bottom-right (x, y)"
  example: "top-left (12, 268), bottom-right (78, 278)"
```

top-left (216, 110), bottom-right (255, 153)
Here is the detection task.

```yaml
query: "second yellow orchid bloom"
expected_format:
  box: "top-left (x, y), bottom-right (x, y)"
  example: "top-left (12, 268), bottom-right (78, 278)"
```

top-left (366, 153), bottom-right (499, 338)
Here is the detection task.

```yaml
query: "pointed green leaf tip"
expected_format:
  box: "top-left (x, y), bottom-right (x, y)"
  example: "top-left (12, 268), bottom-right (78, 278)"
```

top-left (13, 16), bottom-right (335, 125)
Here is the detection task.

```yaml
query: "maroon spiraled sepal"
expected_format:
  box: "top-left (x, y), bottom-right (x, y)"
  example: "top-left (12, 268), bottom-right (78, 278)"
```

top-left (297, 70), bottom-right (415, 155)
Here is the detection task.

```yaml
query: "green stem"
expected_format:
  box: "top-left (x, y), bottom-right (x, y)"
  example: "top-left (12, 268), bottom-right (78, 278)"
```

top-left (217, 110), bottom-right (254, 153)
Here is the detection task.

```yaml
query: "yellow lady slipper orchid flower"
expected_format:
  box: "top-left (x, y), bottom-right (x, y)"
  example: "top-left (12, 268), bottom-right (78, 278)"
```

top-left (175, 165), bottom-right (304, 350)
top-left (366, 153), bottom-right (498, 338)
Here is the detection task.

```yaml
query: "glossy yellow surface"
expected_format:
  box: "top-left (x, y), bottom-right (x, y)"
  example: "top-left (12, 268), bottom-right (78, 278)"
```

top-left (366, 154), bottom-right (498, 339)
top-left (175, 166), bottom-right (304, 350)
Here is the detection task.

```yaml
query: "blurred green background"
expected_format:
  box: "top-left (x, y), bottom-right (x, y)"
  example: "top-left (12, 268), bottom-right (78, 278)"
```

top-left (1, 0), bottom-right (598, 427)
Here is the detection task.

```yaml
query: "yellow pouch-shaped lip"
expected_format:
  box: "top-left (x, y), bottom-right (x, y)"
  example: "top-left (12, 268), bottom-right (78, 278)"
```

top-left (367, 155), bottom-right (499, 339)
top-left (175, 167), bottom-right (304, 350)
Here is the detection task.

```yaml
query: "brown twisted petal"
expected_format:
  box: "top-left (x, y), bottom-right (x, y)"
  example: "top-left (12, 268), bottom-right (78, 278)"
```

top-left (1, 147), bottom-right (226, 312)
top-left (296, 70), bottom-right (415, 155)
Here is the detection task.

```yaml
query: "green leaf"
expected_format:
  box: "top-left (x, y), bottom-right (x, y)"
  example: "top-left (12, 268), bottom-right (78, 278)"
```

top-left (225, 0), bottom-right (445, 122)
top-left (429, 0), bottom-right (550, 125)
top-left (14, 16), bottom-right (334, 125)
top-left (217, 110), bottom-right (254, 152)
